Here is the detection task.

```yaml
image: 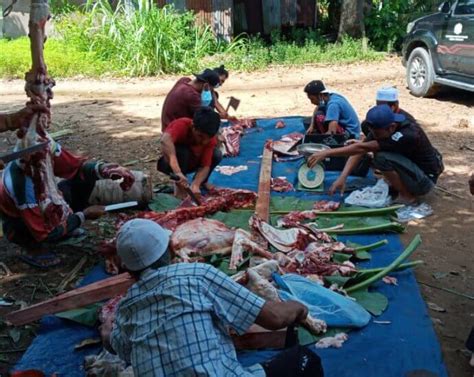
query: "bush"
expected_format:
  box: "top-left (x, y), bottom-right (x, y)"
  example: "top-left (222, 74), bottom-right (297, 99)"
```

top-left (0, 1), bottom-right (384, 78)
top-left (0, 37), bottom-right (109, 78)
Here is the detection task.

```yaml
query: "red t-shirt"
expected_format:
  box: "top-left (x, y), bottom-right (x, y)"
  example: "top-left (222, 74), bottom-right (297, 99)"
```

top-left (165, 118), bottom-right (217, 168)
top-left (161, 77), bottom-right (201, 131)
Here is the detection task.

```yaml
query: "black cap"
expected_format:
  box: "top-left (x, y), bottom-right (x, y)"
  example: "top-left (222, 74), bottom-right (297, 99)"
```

top-left (193, 107), bottom-right (221, 136)
top-left (194, 69), bottom-right (220, 87)
top-left (304, 80), bottom-right (327, 95)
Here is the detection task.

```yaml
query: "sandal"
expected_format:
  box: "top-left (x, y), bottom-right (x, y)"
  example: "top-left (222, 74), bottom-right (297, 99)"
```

top-left (18, 251), bottom-right (61, 269)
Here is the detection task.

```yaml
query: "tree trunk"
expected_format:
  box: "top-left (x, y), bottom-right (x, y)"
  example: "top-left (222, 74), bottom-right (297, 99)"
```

top-left (337, 0), bottom-right (366, 41)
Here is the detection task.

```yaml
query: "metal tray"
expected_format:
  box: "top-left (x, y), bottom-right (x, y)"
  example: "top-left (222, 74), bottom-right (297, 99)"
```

top-left (296, 143), bottom-right (330, 158)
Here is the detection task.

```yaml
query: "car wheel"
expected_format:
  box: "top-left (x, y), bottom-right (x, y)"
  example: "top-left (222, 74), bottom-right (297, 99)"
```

top-left (406, 47), bottom-right (439, 97)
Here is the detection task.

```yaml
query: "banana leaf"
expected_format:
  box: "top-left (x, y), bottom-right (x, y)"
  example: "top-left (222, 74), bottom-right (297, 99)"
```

top-left (310, 216), bottom-right (405, 234)
top-left (269, 197), bottom-right (315, 212)
top-left (149, 193), bottom-right (181, 212)
top-left (313, 205), bottom-right (404, 216)
top-left (209, 211), bottom-right (253, 230)
top-left (349, 289), bottom-right (388, 316)
top-left (298, 327), bottom-right (348, 346)
top-left (55, 303), bottom-right (102, 327)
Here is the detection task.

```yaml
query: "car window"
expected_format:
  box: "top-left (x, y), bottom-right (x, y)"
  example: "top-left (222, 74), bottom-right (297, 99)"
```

top-left (454, 0), bottom-right (474, 15)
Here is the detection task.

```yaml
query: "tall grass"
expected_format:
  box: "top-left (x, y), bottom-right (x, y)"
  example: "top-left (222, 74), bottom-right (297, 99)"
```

top-left (0, 1), bottom-right (383, 78)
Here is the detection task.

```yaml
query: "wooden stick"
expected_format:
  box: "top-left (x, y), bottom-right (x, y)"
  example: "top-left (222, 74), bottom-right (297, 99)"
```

top-left (56, 256), bottom-right (88, 293)
top-left (6, 273), bottom-right (135, 326)
top-left (255, 143), bottom-right (273, 222)
top-left (418, 281), bottom-right (474, 301)
top-left (434, 185), bottom-right (465, 200)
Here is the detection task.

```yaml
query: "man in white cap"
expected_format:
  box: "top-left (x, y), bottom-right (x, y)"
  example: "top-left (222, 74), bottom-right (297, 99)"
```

top-left (101, 219), bottom-right (324, 377)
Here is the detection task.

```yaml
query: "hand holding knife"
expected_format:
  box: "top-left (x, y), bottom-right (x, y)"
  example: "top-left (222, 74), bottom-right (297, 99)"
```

top-left (169, 172), bottom-right (202, 206)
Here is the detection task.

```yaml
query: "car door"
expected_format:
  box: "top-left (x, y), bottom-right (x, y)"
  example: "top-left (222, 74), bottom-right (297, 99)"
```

top-left (438, 0), bottom-right (474, 76)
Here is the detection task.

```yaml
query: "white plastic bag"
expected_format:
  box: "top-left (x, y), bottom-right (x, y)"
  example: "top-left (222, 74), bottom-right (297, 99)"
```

top-left (344, 179), bottom-right (390, 208)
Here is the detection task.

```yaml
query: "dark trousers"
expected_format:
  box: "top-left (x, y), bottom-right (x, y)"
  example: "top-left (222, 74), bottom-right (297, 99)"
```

top-left (157, 144), bottom-right (222, 184)
top-left (261, 345), bottom-right (324, 377)
top-left (2, 175), bottom-right (97, 248)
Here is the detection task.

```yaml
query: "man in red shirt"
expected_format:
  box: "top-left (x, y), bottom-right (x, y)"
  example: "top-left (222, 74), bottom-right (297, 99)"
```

top-left (161, 69), bottom-right (220, 131)
top-left (158, 107), bottom-right (222, 199)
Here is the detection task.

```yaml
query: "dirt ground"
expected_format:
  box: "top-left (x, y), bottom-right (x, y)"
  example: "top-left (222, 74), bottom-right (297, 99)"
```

top-left (0, 56), bottom-right (473, 376)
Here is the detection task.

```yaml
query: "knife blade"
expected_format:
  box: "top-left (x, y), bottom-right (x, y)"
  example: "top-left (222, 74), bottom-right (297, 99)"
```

top-left (0, 142), bottom-right (50, 164)
top-left (104, 201), bottom-right (138, 212)
top-left (169, 173), bottom-right (202, 206)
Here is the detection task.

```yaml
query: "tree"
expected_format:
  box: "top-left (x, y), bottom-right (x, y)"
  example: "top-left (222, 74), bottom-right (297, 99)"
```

top-left (337, 0), bottom-right (366, 40)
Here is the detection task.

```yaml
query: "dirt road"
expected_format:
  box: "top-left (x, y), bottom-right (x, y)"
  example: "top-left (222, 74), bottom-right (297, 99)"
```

top-left (1, 57), bottom-right (473, 376)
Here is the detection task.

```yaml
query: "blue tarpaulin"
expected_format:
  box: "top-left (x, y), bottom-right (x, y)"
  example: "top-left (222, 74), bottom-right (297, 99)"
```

top-left (15, 117), bottom-right (448, 377)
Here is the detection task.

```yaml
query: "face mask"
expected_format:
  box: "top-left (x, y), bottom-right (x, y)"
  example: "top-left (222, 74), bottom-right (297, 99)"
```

top-left (201, 89), bottom-right (212, 107)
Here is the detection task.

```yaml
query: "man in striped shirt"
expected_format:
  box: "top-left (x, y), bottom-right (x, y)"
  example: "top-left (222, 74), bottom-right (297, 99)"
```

top-left (101, 219), bottom-right (324, 377)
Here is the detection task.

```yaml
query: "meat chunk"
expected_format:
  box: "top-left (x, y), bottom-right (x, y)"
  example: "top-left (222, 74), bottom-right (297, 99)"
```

top-left (171, 218), bottom-right (235, 261)
top-left (229, 229), bottom-right (273, 270)
top-left (313, 200), bottom-right (341, 212)
top-left (315, 333), bottom-right (348, 349)
top-left (271, 177), bottom-right (294, 192)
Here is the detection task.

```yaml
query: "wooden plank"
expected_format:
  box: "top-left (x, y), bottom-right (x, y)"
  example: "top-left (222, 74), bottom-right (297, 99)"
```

top-left (233, 324), bottom-right (290, 350)
top-left (262, 0), bottom-right (281, 34)
top-left (280, 0), bottom-right (296, 26)
top-left (255, 143), bottom-right (273, 222)
top-left (6, 273), bottom-right (136, 326)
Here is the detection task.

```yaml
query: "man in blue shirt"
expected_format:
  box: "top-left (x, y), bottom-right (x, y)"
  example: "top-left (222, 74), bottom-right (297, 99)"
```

top-left (101, 219), bottom-right (324, 377)
top-left (304, 80), bottom-right (361, 139)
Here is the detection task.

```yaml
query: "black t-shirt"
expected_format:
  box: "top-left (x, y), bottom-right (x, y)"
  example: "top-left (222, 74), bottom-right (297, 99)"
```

top-left (366, 121), bottom-right (442, 176)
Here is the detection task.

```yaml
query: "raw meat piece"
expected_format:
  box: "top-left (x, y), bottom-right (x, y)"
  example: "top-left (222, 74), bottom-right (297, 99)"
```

top-left (302, 315), bottom-right (327, 335)
top-left (250, 216), bottom-right (317, 253)
top-left (315, 333), bottom-right (348, 349)
top-left (215, 165), bottom-right (248, 176)
top-left (99, 295), bottom-right (124, 323)
top-left (277, 210), bottom-right (319, 227)
top-left (171, 218), bottom-right (235, 261)
top-left (229, 229), bottom-right (273, 270)
top-left (312, 200), bottom-right (341, 212)
top-left (246, 269), bottom-right (280, 301)
top-left (271, 132), bottom-right (304, 156)
top-left (232, 260), bottom-right (280, 284)
top-left (220, 125), bottom-right (243, 157)
top-left (275, 120), bottom-right (285, 129)
top-left (142, 188), bottom-right (257, 230)
top-left (382, 276), bottom-right (398, 285)
top-left (271, 177), bottom-right (294, 192)
top-left (246, 268), bottom-right (326, 335)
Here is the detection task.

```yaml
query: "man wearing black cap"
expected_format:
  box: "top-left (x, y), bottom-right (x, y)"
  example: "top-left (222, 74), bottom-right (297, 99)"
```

top-left (161, 68), bottom-right (220, 131)
top-left (303, 80), bottom-right (360, 139)
top-left (158, 107), bottom-right (222, 199)
top-left (308, 104), bottom-right (443, 204)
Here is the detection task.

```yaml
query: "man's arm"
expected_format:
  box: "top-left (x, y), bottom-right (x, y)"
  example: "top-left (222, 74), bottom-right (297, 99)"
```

top-left (328, 154), bottom-right (364, 195)
top-left (255, 301), bottom-right (308, 330)
top-left (161, 133), bottom-right (188, 186)
top-left (308, 140), bottom-right (379, 168)
top-left (191, 166), bottom-right (210, 193)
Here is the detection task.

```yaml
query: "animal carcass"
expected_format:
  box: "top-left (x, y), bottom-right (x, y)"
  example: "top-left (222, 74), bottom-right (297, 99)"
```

top-left (171, 218), bottom-right (235, 261)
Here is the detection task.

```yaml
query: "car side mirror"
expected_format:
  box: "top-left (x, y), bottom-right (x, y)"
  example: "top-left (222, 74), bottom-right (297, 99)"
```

top-left (438, 1), bottom-right (451, 14)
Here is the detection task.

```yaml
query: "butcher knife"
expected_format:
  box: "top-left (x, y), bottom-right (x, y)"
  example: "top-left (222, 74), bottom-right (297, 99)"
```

top-left (0, 141), bottom-right (50, 164)
top-left (225, 96), bottom-right (241, 112)
top-left (168, 173), bottom-right (202, 206)
top-left (104, 201), bottom-right (138, 212)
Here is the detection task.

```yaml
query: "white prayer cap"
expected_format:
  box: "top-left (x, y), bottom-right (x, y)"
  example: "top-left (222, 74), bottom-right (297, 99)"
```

top-left (376, 86), bottom-right (399, 102)
top-left (117, 219), bottom-right (172, 271)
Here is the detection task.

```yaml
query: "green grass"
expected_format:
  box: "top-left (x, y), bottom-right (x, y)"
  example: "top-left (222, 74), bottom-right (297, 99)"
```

top-left (0, 1), bottom-right (383, 79)
top-left (0, 37), bottom-right (111, 78)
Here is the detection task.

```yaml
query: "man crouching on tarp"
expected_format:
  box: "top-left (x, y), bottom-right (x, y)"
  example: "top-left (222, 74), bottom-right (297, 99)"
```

top-left (100, 219), bottom-right (324, 377)
top-left (0, 139), bottom-right (135, 268)
top-left (307, 104), bottom-right (444, 205)
top-left (158, 106), bottom-right (222, 200)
